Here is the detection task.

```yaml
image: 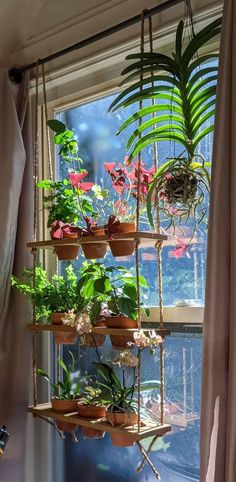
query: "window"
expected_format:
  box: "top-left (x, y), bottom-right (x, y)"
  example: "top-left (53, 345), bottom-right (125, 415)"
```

top-left (57, 91), bottom-right (212, 307)
top-left (52, 74), bottom-right (213, 481)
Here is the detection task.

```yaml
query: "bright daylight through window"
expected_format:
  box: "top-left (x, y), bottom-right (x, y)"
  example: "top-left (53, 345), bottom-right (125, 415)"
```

top-left (55, 64), bottom-right (214, 480)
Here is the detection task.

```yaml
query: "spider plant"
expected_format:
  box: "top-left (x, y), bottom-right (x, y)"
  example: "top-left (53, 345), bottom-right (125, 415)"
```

top-left (109, 18), bottom-right (221, 230)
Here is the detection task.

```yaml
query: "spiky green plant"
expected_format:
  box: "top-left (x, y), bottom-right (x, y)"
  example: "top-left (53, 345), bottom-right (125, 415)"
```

top-left (109, 18), bottom-right (221, 229)
top-left (109, 18), bottom-right (221, 162)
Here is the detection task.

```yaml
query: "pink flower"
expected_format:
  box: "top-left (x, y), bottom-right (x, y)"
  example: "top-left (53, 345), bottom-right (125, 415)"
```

top-left (69, 171), bottom-right (94, 192)
top-left (104, 162), bottom-right (116, 172)
top-left (69, 171), bottom-right (88, 186)
top-left (169, 239), bottom-right (190, 259)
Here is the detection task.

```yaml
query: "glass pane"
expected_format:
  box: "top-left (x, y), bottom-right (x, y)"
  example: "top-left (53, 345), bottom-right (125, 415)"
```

top-left (57, 84), bottom-right (213, 306)
top-left (60, 333), bottom-right (201, 482)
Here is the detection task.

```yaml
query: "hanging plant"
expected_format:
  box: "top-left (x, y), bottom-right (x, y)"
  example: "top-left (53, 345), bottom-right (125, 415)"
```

top-left (109, 18), bottom-right (221, 231)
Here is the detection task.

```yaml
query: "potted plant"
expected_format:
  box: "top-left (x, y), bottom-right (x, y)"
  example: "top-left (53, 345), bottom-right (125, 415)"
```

top-left (109, 18), bottom-right (221, 238)
top-left (81, 216), bottom-right (108, 260)
top-left (37, 119), bottom-right (107, 260)
top-left (104, 161), bottom-right (153, 256)
top-left (37, 351), bottom-right (82, 432)
top-left (95, 361), bottom-right (138, 447)
top-left (11, 265), bottom-right (78, 344)
top-left (77, 262), bottom-right (150, 349)
top-left (77, 386), bottom-right (109, 439)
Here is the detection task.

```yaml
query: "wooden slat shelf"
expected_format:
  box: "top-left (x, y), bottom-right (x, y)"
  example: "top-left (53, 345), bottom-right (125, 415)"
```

top-left (28, 403), bottom-right (171, 440)
top-left (26, 324), bottom-right (171, 337)
top-left (26, 232), bottom-right (167, 250)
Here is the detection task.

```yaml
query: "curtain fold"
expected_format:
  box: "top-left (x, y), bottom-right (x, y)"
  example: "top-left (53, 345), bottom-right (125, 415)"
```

top-left (200, 1), bottom-right (236, 481)
top-left (0, 65), bottom-right (33, 482)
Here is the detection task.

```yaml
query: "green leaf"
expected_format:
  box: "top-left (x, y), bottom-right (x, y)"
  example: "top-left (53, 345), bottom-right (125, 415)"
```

top-left (175, 20), bottom-right (184, 61)
top-left (186, 54), bottom-right (219, 80)
top-left (127, 131), bottom-right (188, 162)
top-left (193, 125), bottom-right (214, 149)
top-left (192, 109), bottom-right (215, 136)
top-left (47, 119), bottom-right (66, 134)
top-left (126, 119), bottom-right (186, 150)
top-left (109, 75), bottom-right (180, 112)
top-left (181, 18), bottom-right (221, 69)
top-left (117, 104), bottom-right (184, 136)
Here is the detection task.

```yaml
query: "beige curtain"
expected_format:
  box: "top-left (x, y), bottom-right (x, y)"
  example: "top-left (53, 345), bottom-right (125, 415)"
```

top-left (200, 2), bottom-right (236, 481)
top-left (0, 64), bottom-right (33, 482)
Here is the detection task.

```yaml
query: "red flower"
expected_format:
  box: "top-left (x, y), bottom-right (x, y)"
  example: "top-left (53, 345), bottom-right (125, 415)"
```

top-left (69, 171), bottom-right (94, 192)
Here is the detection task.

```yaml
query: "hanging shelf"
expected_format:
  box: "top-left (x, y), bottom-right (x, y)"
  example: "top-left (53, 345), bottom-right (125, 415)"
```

top-left (26, 324), bottom-right (171, 337)
top-left (26, 232), bottom-right (167, 250)
top-left (28, 403), bottom-right (171, 440)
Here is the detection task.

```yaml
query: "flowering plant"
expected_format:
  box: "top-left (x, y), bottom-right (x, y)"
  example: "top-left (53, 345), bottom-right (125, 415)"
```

top-left (132, 329), bottom-right (163, 349)
top-left (37, 119), bottom-right (107, 229)
top-left (104, 160), bottom-right (154, 225)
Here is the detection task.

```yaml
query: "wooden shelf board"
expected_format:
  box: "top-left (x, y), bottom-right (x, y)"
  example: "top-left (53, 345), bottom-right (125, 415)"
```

top-left (28, 403), bottom-right (171, 439)
top-left (26, 232), bottom-right (167, 250)
top-left (26, 324), bottom-right (171, 337)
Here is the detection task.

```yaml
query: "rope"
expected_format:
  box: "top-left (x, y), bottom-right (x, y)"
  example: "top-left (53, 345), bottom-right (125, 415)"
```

top-left (137, 18), bottom-right (166, 474)
top-left (31, 61), bottom-right (40, 407)
top-left (136, 442), bottom-right (161, 480)
top-left (136, 10), bottom-right (145, 434)
top-left (42, 64), bottom-right (53, 182)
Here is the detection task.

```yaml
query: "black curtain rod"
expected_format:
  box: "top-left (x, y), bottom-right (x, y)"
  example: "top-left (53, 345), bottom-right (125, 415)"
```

top-left (9, 0), bottom-right (184, 83)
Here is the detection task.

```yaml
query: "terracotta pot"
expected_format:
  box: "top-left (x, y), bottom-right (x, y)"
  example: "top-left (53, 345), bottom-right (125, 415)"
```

top-left (108, 222), bottom-right (136, 257)
top-left (81, 226), bottom-right (107, 259)
top-left (51, 398), bottom-right (79, 432)
top-left (81, 333), bottom-right (105, 347)
top-left (77, 404), bottom-right (106, 418)
top-left (106, 410), bottom-right (138, 447)
top-left (54, 245), bottom-right (80, 261)
top-left (81, 427), bottom-right (105, 439)
top-left (51, 313), bottom-right (77, 345)
top-left (103, 316), bottom-right (138, 329)
top-left (77, 404), bottom-right (106, 439)
top-left (98, 316), bottom-right (137, 350)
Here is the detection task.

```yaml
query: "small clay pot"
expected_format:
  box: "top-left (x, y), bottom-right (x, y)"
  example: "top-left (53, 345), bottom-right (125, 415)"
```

top-left (51, 397), bottom-right (79, 432)
top-left (54, 245), bottom-right (80, 261)
top-left (108, 222), bottom-right (136, 257)
top-left (51, 313), bottom-right (77, 345)
top-left (106, 410), bottom-right (138, 447)
top-left (77, 404), bottom-right (106, 439)
top-left (81, 226), bottom-right (107, 259)
top-left (98, 316), bottom-right (137, 350)
top-left (81, 333), bottom-right (105, 348)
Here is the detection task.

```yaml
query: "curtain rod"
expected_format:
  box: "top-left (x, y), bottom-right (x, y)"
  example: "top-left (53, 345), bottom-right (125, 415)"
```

top-left (9, 0), bottom-right (184, 83)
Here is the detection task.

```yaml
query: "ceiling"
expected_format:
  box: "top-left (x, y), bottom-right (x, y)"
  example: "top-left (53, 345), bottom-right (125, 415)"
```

top-left (0, 0), bottom-right (222, 68)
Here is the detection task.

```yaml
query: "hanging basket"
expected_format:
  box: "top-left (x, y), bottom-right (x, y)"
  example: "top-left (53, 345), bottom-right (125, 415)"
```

top-left (106, 410), bottom-right (138, 447)
top-left (51, 398), bottom-right (79, 432)
top-left (51, 313), bottom-right (77, 344)
top-left (77, 404), bottom-right (106, 439)
top-left (81, 227), bottom-right (108, 259)
top-left (107, 222), bottom-right (136, 257)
